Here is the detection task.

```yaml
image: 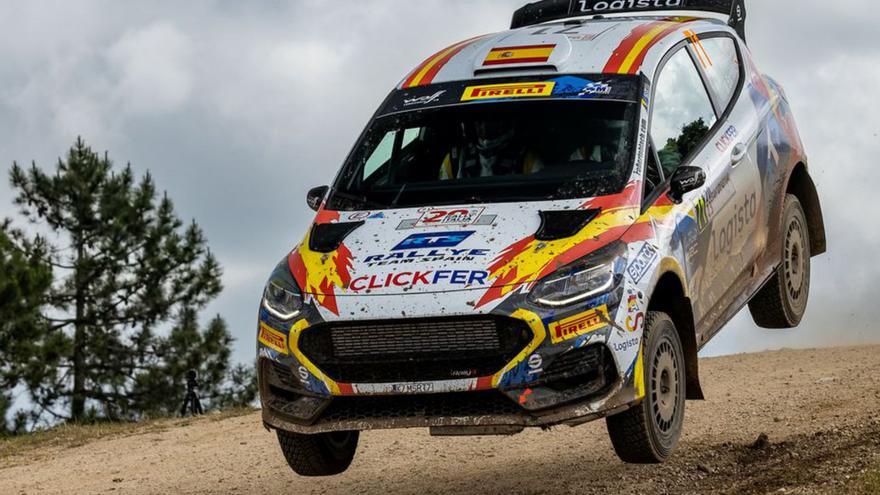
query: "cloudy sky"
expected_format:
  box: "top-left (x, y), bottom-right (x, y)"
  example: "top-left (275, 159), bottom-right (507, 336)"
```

top-left (0, 0), bottom-right (877, 365)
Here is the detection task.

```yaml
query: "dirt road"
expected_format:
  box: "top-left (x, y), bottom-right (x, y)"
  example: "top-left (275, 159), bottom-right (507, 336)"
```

top-left (2, 345), bottom-right (879, 495)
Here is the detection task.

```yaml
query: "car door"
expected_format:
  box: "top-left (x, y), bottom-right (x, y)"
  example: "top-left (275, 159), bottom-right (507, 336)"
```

top-left (648, 36), bottom-right (762, 338)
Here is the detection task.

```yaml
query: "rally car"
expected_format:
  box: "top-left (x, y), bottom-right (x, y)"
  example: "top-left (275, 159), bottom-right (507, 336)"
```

top-left (257, 0), bottom-right (825, 476)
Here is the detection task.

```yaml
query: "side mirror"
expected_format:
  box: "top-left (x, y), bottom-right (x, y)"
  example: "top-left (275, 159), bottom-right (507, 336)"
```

top-left (668, 166), bottom-right (706, 204)
top-left (306, 186), bottom-right (329, 212)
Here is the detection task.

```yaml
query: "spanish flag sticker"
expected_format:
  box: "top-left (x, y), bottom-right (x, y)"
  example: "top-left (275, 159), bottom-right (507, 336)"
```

top-left (483, 44), bottom-right (556, 66)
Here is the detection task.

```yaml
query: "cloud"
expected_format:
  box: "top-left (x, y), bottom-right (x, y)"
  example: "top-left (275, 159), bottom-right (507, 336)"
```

top-left (0, 0), bottom-right (878, 365)
top-left (107, 22), bottom-right (194, 115)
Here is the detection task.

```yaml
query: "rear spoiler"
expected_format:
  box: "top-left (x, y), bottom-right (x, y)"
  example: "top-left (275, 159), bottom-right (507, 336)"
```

top-left (511, 0), bottom-right (747, 41)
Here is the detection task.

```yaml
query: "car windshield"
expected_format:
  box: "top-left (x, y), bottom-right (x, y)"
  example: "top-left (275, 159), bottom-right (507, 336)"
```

top-left (329, 99), bottom-right (638, 210)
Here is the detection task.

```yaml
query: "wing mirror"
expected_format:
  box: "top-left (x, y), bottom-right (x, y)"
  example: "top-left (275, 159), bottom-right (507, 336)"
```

top-left (668, 166), bottom-right (706, 204)
top-left (306, 186), bottom-right (329, 212)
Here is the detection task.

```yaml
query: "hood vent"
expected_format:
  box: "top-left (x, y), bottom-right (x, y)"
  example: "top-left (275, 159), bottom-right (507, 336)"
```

top-left (474, 65), bottom-right (558, 77)
top-left (309, 221), bottom-right (364, 253)
top-left (535, 209), bottom-right (601, 241)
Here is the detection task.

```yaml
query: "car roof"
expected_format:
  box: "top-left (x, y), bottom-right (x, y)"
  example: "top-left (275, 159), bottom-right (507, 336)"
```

top-left (399, 16), bottom-right (735, 90)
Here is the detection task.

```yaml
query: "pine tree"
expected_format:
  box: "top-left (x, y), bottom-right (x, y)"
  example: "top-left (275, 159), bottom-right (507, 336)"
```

top-left (8, 138), bottom-right (233, 424)
top-left (0, 223), bottom-right (52, 433)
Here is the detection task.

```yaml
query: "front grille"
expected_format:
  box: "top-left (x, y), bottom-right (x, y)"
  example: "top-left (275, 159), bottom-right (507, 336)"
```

top-left (299, 316), bottom-right (534, 383)
top-left (317, 392), bottom-right (521, 424)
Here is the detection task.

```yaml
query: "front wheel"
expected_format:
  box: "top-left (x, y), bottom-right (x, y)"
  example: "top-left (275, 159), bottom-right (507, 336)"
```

top-left (748, 194), bottom-right (811, 328)
top-left (277, 429), bottom-right (359, 476)
top-left (606, 312), bottom-right (686, 463)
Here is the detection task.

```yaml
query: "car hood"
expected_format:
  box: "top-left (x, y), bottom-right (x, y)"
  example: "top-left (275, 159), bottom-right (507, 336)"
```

top-left (289, 188), bottom-right (646, 315)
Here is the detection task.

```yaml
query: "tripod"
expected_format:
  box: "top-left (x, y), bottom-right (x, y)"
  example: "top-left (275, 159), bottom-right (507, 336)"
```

top-left (180, 369), bottom-right (204, 416)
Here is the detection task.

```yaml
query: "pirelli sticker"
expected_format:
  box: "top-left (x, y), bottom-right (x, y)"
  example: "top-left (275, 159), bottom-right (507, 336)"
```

top-left (258, 322), bottom-right (288, 355)
top-left (549, 305), bottom-right (609, 344)
top-left (461, 82), bottom-right (556, 102)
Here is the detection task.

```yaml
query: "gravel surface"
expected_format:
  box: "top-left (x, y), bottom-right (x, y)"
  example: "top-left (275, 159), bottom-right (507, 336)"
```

top-left (2, 345), bottom-right (879, 495)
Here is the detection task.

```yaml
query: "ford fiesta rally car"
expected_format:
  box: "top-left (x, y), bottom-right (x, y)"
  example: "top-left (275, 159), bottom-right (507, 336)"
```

top-left (257, 0), bottom-right (826, 476)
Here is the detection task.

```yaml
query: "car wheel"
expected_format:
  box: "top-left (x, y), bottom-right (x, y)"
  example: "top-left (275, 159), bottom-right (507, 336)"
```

top-left (748, 194), bottom-right (811, 329)
top-left (276, 429), bottom-right (359, 476)
top-left (606, 312), bottom-right (686, 463)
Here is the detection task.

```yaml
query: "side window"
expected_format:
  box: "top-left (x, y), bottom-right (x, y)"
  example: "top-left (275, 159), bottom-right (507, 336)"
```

top-left (651, 48), bottom-right (717, 177)
top-left (698, 37), bottom-right (741, 112)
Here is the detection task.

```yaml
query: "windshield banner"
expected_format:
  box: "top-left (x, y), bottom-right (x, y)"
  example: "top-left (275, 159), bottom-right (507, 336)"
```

top-left (379, 74), bottom-right (640, 117)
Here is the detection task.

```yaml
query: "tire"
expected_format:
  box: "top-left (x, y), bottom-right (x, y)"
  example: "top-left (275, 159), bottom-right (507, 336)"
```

top-left (276, 429), bottom-right (359, 476)
top-left (606, 312), bottom-right (686, 464)
top-left (749, 194), bottom-right (811, 329)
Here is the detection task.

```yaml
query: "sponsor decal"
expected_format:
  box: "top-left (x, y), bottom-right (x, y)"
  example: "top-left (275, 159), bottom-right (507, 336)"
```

top-left (715, 125), bottom-right (739, 153)
top-left (461, 82), bottom-right (556, 102)
top-left (527, 353), bottom-right (543, 376)
top-left (346, 211), bottom-right (371, 221)
top-left (483, 44), bottom-right (555, 66)
top-left (692, 172), bottom-right (734, 231)
top-left (613, 336), bottom-right (641, 353)
top-left (368, 212), bottom-right (385, 219)
top-left (397, 209), bottom-right (496, 230)
top-left (518, 388), bottom-right (533, 405)
top-left (711, 192), bottom-right (757, 260)
top-left (577, 0), bottom-right (683, 13)
top-left (450, 369), bottom-right (479, 378)
top-left (417, 207), bottom-right (485, 227)
top-left (392, 231), bottom-right (474, 251)
top-left (633, 115), bottom-right (648, 177)
top-left (580, 81), bottom-right (612, 96)
top-left (625, 292), bottom-right (645, 332)
top-left (549, 305), bottom-right (610, 344)
top-left (551, 76), bottom-right (614, 99)
top-left (349, 270), bottom-right (490, 292)
top-left (297, 366), bottom-right (309, 383)
top-left (403, 90), bottom-right (446, 107)
top-left (258, 323), bottom-right (288, 355)
top-left (627, 243), bottom-right (659, 284)
top-left (363, 248), bottom-right (490, 267)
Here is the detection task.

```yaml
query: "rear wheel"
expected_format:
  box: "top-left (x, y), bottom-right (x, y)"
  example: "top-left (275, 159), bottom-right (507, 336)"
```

top-left (276, 429), bottom-right (359, 476)
top-left (606, 312), bottom-right (686, 463)
top-left (749, 194), bottom-right (811, 328)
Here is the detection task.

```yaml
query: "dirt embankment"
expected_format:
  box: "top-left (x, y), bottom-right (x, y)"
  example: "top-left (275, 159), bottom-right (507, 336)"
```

top-left (2, 345), bottom-right (879, 495)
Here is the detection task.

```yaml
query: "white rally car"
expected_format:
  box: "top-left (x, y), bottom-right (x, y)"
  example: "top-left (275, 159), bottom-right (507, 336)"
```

top-left (257, 0), bottom-right (826, 476)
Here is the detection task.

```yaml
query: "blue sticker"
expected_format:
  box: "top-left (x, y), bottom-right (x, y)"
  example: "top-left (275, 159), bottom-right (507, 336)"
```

top-left (392, 231), bottom-right (474, 251)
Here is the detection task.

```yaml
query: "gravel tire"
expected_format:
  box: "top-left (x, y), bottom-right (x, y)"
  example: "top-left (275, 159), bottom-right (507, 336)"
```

top-left (606, 312), bottom-right (686, 463)
top-left (749, 194), bottom-right (811, 329)
top-left (276, 429), bottom-right (359, 477)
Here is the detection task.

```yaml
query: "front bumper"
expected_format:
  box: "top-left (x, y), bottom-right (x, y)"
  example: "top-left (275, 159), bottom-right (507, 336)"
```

top-left (261, 370), bottom-right (637, 435)
top-left (257, 288), bottom-right (646, 434)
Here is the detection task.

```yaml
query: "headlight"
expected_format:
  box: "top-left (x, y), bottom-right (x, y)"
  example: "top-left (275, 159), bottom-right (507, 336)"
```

top-left (528, 242), bottom-right (626, 308)
top-left (262, 281), bottom-right (303, 320)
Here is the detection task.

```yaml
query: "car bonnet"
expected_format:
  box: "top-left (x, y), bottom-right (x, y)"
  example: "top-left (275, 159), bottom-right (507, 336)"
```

top-left (288, 183), bottom-right (651, 316)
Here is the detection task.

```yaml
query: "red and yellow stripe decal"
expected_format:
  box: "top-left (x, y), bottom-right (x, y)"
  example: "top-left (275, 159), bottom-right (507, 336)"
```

top-left (483, 44), bottom-right (555, 66)
top-left (603, 18), bottom-right (695, 75)
top-left (402, 35), bottom-right (488, 88)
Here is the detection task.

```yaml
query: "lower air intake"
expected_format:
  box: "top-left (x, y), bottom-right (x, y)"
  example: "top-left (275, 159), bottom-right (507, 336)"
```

top-left (299, 316), bottom-right (534, 383)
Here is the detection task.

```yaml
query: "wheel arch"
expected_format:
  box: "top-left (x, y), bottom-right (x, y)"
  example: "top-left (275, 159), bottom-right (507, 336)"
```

top-left (648, 271), bottom-right (704, 400)
top-left (786, 163), bottom-right (826, 256)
